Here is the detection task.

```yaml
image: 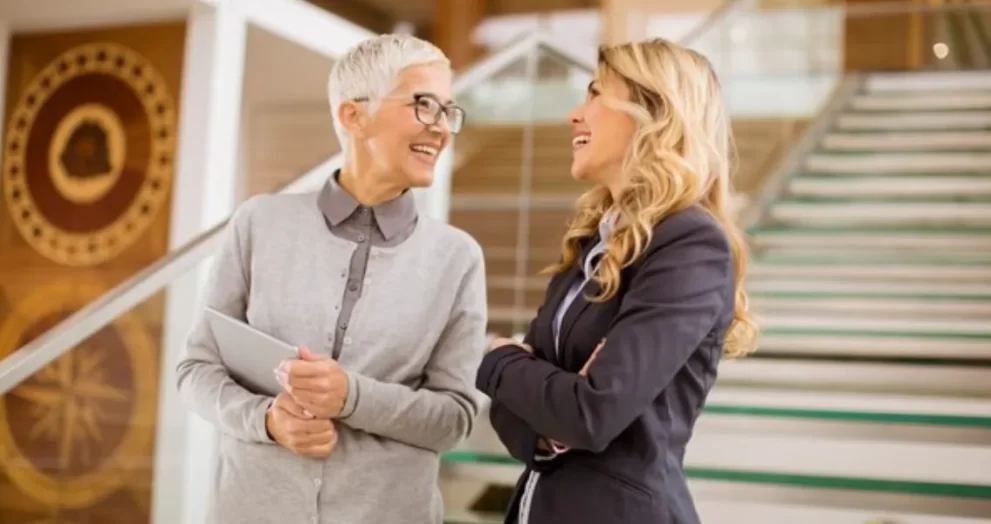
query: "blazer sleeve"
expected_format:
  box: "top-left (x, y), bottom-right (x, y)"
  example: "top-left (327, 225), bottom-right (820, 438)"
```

top-left (476, 214), bottom-right (732, 453)
top-left (484, 316), bottom-right (542, 465)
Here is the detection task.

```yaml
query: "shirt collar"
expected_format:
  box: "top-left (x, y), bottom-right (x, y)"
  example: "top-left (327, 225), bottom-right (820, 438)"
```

top-left (317, 170), bottom-right (418, 240)
top-left (582, 211), bottom-right (617, 277)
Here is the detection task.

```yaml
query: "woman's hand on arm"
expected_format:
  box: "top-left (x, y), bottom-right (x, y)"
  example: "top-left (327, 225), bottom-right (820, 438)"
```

top-left (476, 215), bottom-right (732, 453)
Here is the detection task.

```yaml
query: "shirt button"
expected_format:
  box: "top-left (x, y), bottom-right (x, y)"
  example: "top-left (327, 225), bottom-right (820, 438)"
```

top-left (344, 336), bottom-right (352, 344)
top-left (358, 234), bottom-right (366, 242)
top-left (314, 478), bottom-right (322, 487)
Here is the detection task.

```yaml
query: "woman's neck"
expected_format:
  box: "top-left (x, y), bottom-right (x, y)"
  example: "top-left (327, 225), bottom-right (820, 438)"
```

top-left (338, 163), bottom-right (404, 206)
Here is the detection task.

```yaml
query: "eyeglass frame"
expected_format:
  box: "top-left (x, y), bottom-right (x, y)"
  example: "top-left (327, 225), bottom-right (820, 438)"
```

top-left (351, 92), bottom-right (466, 135)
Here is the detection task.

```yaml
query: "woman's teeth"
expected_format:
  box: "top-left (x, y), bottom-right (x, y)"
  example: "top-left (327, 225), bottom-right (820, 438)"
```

top-left (410, 144), bottom-right (438, 156)
top-left (572, 135), bottom-right (590, 149)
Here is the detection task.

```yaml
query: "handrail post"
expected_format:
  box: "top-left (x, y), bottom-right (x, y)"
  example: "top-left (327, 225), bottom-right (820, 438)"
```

top-left (152, 2), bottom-right (248, 523)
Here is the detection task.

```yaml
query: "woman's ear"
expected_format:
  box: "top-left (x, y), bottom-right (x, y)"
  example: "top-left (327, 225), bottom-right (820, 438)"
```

top-left (337, 101), bottom-right (366, 139)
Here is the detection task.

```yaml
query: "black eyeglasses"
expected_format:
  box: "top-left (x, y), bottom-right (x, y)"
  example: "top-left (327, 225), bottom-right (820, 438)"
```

top-left (353, 93), bottom-right (466, 134)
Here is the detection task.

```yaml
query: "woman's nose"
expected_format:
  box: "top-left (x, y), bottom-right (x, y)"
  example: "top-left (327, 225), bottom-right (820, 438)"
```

top-left (568, 107), bottom-right (583, 124)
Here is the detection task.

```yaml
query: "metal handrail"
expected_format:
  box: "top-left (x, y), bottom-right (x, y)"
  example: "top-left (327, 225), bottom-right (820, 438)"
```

top-left (0, 31), bottom-right (591, 396)
top-left (0, 0), bottom-right (755, 394)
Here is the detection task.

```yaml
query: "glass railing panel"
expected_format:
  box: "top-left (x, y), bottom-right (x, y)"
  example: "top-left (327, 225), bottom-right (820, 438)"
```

top-left (450, 42), bottom-right (593, 338)
top-left (0, 282), bottom-right (172, 523)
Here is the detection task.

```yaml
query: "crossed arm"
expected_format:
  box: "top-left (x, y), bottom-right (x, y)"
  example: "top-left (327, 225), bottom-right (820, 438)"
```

top-left (477, 218), bottom-right (731, 455)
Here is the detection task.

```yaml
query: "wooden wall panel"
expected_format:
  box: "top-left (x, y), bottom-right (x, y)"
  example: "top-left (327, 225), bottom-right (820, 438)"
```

top-left (843, 0), bottom-right (931, 71)
top-left (0, 20), bottom-right (184, 524)
top-left (243, 103), bottom-right (339, 198)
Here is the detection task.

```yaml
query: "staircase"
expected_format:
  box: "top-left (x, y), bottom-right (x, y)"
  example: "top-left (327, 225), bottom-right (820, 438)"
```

top-left (448, 118), bottom-right (807, 336)
top-left (442, 71), bottom-right (991, 523)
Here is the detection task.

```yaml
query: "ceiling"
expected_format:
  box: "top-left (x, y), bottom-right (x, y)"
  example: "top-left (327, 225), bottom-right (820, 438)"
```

top-left (309, 0), bottom-right (600, 35)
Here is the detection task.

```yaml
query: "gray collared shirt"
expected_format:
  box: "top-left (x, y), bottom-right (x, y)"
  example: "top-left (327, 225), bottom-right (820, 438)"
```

top-left (175, 177), bottom-right (487, 524)
top-left (316, 171), bottom-right (417, 359)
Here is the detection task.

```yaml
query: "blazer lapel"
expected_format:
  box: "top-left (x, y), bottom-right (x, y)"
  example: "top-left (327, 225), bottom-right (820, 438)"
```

top-left (558, 277), bottom-right (598, 359)
top-left (535, 262), bottom-right (581, 365)
top-left (550, 238), bottom-right (600, 365)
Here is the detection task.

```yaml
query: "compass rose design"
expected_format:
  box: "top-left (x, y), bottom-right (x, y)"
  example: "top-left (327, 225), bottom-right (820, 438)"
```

top-left (0, 280), bottom-right (158, 509)
top-left (12, 347), bottom-right (130, 471)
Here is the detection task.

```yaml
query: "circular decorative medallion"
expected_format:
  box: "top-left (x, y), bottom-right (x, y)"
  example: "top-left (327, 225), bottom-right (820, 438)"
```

top-left (0, 280), bottom-right (158, 508)
top-left (2, 42), bottom-right (176, 267)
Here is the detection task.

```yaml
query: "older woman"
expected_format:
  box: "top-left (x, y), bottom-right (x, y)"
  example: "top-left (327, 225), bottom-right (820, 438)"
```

top-left (176, 34), bottom-right (486, 524)
top-left (476, 38), bottom-right (759, 524)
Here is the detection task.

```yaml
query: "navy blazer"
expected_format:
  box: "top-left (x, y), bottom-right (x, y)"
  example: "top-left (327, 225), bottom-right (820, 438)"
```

top-left (475, 206), bottom-right (735, 524)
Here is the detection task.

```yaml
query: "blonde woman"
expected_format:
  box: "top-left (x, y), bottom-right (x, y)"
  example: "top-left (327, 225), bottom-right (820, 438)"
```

top-left (475, 38), bottom-right (758, 524)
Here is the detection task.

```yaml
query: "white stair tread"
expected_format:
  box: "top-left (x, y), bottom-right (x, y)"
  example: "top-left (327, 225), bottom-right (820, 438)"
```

top-left (757, 333), bottom-right (989, 360)
top-left (822, 131), bottom-right (991, 151)
top-left (762, 314), bottom-right (991, 337)
top-left (805, 152), bottom-right (991, 173)
top-left (789, 176), bottom-right (991, 197)
top-left (850, 92), bottom-right (991, 111)
top-left (865, 70), bottom-right (991, 92)
top-left (757, 247), bottom-right (991, 261)
top-left (717, 358), bottom-right (991, 396)
top-left (752, 230), bottom-right (991, 252)
top-left (686, 433), bottom-right (991, 486)
top-left (750, 263), bottom-right (991, 281)
top-left (707, 386), bottom-right (991, 419)
top-left (749, 279), bottom-right (991, 296)
top-left (836, 111), bottom-right (991, 131)
top-left (752, 296), bottom-right (991, 318)
top-left (696, 500), bottom-right (991, 524)
top-left (769, 201), bottom-right (991, 226)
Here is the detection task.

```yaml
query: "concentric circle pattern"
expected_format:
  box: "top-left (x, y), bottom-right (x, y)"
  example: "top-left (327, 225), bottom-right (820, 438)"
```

top-left (2, 43), bottom-right (176, 266)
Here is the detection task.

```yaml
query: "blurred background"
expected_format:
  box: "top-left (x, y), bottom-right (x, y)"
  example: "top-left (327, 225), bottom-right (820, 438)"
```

top-left (0, 0), bottom-right (989, 522)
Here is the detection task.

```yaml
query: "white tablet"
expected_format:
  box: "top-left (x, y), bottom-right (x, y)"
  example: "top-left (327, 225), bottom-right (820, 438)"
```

top-left (205, 306), bottom-right (298, 397)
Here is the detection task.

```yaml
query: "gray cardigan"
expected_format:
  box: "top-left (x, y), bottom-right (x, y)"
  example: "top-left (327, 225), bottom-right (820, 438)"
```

top-left (175, 191), bottom-right (487, 524)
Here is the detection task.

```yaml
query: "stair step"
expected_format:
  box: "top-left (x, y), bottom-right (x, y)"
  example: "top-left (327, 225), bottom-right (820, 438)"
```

top-left (695, 499), bottom-right (991, 524)
top-left (804, 152), bottom-right (991, 174)
top-left (762, 314), bottom-right (991, 338)
top-left (706, 386), bottom-right (991, 422)
top-left (749, 279), bottom-right (991, 298)
top-left (756, 246), bottom-right (991, 261)
top-left (717, 358), bottom-right (991, 397)
top-left (789, 175), bottom-right (991, 198)
top-left (768, 201), bottom-right (991, 227)
top-left (758, 330), bottom-right (991, 360)
top-left (447, 432), bottom-right (991, 489)
top-left (836, 111), bottom-right (991, 131)
top-left (750, 261), bottom-right (991, 281)
top-left (751, 227), bottom-right (991, 253)
top-left (752, 295), bottom-right (991, 318)
top-left (864, 71), bottom-right (991, 92)
top-left (444, 512), bottom-right (503, 524)
top-left (822, 131), bottom-right (991, 152)
top-left (685, 433), bottom-right (991, 488)
top-left (850, 91), bottom-right (991, 111)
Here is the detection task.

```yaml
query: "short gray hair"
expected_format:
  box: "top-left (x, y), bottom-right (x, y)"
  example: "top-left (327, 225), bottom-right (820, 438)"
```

top-left (328, 34), bottom-right (449, 149)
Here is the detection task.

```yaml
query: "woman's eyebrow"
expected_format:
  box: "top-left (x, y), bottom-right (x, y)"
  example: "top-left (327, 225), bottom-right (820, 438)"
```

top-left (412, 91), bottom-right (455, 105)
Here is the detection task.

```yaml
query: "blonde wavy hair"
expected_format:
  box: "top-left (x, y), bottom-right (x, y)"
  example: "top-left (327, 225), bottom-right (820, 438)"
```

top-left (545, 38), bottom-right (758, 359)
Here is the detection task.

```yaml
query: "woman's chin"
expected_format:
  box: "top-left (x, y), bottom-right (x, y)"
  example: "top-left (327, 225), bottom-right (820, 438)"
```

top-left (570, 163), bottom-right (589, 181)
